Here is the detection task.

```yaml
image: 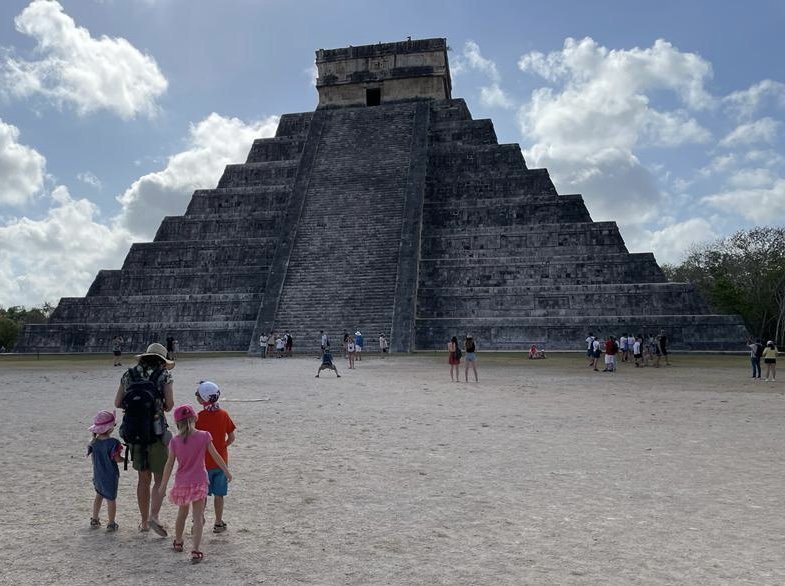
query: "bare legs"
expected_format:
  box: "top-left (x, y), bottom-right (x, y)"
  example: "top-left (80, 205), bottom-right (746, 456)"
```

top-left (92, 493), bottom-right (117, 525)
top-left (213, 495), bottom-right (224, 526)
top-left (137, 470), bottom-right (165, 529)
top-left (465, 360), bottom-right (478, 382)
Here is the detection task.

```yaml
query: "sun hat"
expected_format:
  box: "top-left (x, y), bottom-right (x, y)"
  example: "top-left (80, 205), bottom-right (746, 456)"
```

top-left (196, 380), bottom-right (221, 403)
top-left (768, 340), bottom-right (775, 346)
top-left (173, 404), bottom-right (197, 422)
top-left (355, 331), bottom-right (361, 336)
top-left (135, 342), bottom-right (175, 369)
top-left (89, 410), bottom-right (116, 434)
top-left (466, 334), bottom-right (473, 338)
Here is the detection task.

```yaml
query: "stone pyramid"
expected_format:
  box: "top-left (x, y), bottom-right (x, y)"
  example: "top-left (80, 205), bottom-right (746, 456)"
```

top-left (18, 38), bottom-right (747, 353)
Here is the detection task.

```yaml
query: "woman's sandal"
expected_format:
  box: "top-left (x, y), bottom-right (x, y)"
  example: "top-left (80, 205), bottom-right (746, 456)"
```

top-left (90, 518), bottom-right (101, 528)
top-left (106, 522), bottom-right (119, 532)
top-left (172, 540), bottom-right (184, 552)
top-left (191, 550), bottom-right (204, 564)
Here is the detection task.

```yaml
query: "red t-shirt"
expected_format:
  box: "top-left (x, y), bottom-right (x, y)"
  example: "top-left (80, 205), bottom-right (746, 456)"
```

top-left (195, 408), bottom-right (236, 470)
top-left (605, 340), bottom-right (617, 355)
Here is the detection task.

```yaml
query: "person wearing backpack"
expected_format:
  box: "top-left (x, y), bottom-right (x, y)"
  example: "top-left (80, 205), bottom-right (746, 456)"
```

top-left (748, 338), bottom-right (763, 379)
top-left (114, 342), bottom-right (175, 536)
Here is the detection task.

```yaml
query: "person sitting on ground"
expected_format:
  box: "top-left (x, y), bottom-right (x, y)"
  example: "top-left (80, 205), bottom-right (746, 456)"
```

top-left (316, 347), bottom-right (341, 378)
top-left (528, 344), bottom-right (547, 359)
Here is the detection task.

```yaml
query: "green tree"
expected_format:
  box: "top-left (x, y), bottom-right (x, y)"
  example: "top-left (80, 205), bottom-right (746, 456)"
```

top-left (0, 302), bottom-right (56, 350)
top-left (662, 227), bottom-right (785, 344)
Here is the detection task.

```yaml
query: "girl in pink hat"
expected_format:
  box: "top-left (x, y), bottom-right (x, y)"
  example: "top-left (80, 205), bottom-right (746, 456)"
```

top-left (87, 410), bottom-right (123, 531)
top-left (158, 404), bottom-right (232, 564)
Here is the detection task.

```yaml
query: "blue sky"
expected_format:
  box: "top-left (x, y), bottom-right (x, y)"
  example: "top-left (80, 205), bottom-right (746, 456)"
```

top-left (1, 0), bottom-right (784, 307)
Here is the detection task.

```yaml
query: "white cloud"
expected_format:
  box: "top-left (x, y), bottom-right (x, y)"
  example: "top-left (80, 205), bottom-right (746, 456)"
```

top-left (517, 37), bottom-right (714, 226)
top-left (462, 40), bottom-right (501, 82)
top-left (480, 83), bottom-right (513, 109)
top-left (723, 79), bottom-right (785, 120)
top-left (727, 168), bottom-right (775, 188)
top-left (0, 117), bottom-right (46, 206)
top-left (625, 217), bottom-right (717, 264)
top-left (115, 113), bottom-right (279, 237)
top-left (1, 0), bottom-right (167, 119)
top-left (702, 178), bottom-right (785, 223)
top-left (77, 171), bottom-right (102, 189)
top-left (698, 153), bottom-right (737, 178)
top-left (0, 185), bottom-right (132, 306)
top-left (719, 117), bottom-right (781, 147)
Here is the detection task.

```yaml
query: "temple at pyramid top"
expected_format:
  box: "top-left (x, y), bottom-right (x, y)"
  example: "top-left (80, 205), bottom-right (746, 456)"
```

top-left (16, 37), bottom-right (748, 354)
top-left (315, 38), bottom-right (452, 108)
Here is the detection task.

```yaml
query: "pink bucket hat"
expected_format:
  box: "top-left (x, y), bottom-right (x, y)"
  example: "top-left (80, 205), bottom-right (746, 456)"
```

top-left (174, 404), bottom-right (197, 422)
top-left (89, 410), bottom-right (116, 434)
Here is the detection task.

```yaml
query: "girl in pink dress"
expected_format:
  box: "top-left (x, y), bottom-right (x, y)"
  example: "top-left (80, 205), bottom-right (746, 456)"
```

top-left (159, 404), bottom-right (232, 564)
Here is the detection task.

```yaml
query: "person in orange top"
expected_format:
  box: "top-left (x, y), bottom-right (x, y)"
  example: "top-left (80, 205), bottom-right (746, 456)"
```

top-left (194, 381), bottom-right (236, 534)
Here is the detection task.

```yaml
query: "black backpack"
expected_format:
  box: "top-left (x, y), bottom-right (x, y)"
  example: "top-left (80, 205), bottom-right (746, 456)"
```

top-left (119, 368), bottom-right (164, 469)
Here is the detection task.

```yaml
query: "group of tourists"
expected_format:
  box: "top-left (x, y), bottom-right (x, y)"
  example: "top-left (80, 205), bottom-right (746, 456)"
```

top-left (259, 332), bottom-right (293, 358)
top-left (584, 331), bottom-right (670, 372)
top-left (747, 338), bottom-right (778, 381)
top-left (447, 334), bottom-right (479, 382)
top-left (88, 343), bottom-right (236, 564)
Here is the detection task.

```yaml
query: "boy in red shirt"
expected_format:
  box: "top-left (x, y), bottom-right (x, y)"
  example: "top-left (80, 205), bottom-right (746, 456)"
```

top-left (195, 381), bottom-right (236, 533)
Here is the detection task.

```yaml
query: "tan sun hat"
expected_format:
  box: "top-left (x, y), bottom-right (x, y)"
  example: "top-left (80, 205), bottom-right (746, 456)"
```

top-left (135, 342), bottom-right (175, 369)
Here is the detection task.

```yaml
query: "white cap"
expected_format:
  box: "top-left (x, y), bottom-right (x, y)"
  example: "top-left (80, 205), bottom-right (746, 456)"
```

top-left (196, 380), bottom-right (221, 403)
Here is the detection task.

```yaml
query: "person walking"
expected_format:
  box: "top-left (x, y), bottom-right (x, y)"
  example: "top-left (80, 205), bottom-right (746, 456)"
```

top-left (87, 410), bottom-right (123, 532)
top-left (113, 342), bottom-right (174, 536)
top-left (159, 404), bottom-right (232, 564)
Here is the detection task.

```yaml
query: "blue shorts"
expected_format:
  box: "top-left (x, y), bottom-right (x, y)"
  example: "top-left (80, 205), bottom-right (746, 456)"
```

top-left (207, 468), bottom-right (228, 497)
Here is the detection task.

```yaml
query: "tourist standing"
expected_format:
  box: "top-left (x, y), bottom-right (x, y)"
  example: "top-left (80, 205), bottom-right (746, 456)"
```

top-left (113, 342), bottom-right (174, 535)
top-left (342, 330), bottom-right (350, 357)
top-left (112, 335), bottom-right (124, 367)
top-left (633, 335), bottom-right (643, 367)
top-left (585, 332), bottom-right (595, 366)
top-left (285, 332), bottom-right (293, 357)
top-left (275, 335), bottom-right (285, 357)
top-left (267, 332), bottom-right (275, 358)
top-left (259, 333), bottom-right (269, 358)
top-left (346, 336), bottom-right (356, 369)
top-left (655, 330), bottom-right (670, 367)
top-left (591, 336), bottom-right (601, 371)
top-left (603, 336), bottom-right (618, 372)
top-left (748, 338), bottom-right (762, 379)
top-left (166, 335), bottom-right (175, 360)
top-left (379, 333), bottom-right (388, 357)
top-left (762, 340), bottom-right (778, 381)
top-left (320, 330), bottom-right (329, 356)
top-left (448, 336), bottom-right (461, 382)
top-left (355, 331), bottom-right (364, 361)
top-left (464, 335), bottom-right (478, 382)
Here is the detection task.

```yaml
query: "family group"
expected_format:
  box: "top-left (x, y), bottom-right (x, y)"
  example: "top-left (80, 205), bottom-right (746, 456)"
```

top-left (87, 343), bottom-right (236, 565)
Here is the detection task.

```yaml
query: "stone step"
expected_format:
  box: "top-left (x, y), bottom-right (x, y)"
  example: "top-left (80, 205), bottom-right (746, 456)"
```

top-left (154, 212), bottom-right (286, 241)
top-left (123, 238), bottom-right (276, 270)
top-left (245, 137), bottom-right (305, 163)
top-left (274, 112), bottom-right (313, 138)
top-left (186, 187), bottom-right (292, 215)
top-left (429, 118), bottom-right (497, 145)
top-left (217, 161), bottom-right (299, 188)
top-left (422, 196), bottom-right (592, 228)
top-left (86, 266), bottom-right (269, 296)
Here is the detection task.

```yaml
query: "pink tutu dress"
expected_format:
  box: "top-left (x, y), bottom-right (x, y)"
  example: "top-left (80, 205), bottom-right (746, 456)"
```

top-left (168, 429), bottom-right (212, 506)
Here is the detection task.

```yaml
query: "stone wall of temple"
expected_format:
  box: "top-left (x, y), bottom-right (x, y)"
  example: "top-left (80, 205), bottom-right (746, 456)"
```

top-left (16, 40), bottom-right (748, 353)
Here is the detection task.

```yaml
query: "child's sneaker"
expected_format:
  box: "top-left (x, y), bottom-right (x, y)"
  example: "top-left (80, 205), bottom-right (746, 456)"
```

top-left (213, 521), bottom-right (227, 534)
top-left (106, 522), bottom-right (119, 532)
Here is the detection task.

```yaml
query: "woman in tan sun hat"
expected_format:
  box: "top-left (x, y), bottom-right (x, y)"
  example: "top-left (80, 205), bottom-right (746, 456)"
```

top-left (113, 342), bottom-right (175, 535)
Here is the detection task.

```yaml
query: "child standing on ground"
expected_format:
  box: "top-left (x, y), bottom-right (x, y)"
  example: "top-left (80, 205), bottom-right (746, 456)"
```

top-left (159, 404), bottom-right (232, 564)
top-left (762, 341), bottom-right (778, 382)
top-left (316, 347), bottom-right (341, 377)
top-left (87, 410), bottom-right (124, 531)
top-left (194, 381), bottom-right (236, 533)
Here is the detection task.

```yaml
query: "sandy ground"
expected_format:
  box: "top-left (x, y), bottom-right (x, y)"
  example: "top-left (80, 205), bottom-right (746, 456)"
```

top-left (1, 351), bottom-right (784, 585)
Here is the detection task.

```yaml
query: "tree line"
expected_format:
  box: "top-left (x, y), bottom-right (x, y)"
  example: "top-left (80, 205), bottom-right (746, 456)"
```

top-left (0, 303), bottom-right (54, 350)
top-left (662, 226), bottom-right (785, 346)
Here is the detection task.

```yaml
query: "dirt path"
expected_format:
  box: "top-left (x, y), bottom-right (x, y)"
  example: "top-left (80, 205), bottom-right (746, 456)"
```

top-left (1, 353), bottom-right (783, 585)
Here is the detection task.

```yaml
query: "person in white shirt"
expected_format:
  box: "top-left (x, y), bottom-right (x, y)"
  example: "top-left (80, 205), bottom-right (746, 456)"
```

top-left (379, 333), bottom-right (388, 357)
